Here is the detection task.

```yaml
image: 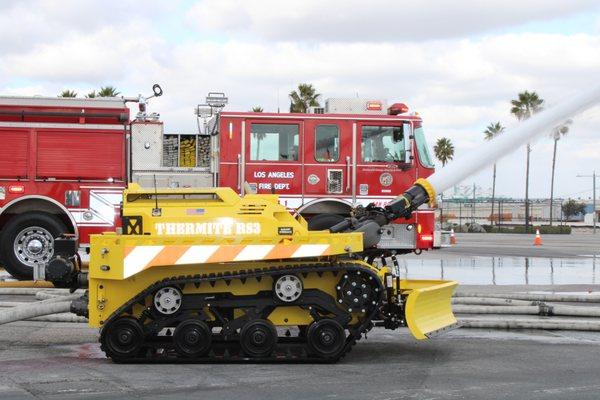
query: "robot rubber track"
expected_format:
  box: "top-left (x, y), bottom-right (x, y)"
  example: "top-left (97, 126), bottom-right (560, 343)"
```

top-left (99, 261), bottom-right (385, 363)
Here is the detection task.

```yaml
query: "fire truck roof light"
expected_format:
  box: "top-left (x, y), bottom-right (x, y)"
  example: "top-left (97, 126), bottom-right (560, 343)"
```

top-left (366, 101), bottom-right (383, 111)
top-left (388, 103), bottom-right (409, 115)
top-left (8, 185), bottom-right (25, 194)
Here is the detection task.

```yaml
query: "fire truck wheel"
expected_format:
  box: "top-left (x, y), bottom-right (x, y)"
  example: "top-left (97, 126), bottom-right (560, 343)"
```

top-left (0, 212), bottom-right (67, 280)
top-left (307, 213), bottom-right (346, 231)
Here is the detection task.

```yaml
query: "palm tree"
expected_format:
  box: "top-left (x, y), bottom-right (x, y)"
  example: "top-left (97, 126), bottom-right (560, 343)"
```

top-left (433, 137), bottom-right (454, 166)
top-left (97, 86), bottom-right (120, 97)
top-left (252, 131), bottom-right (266, 159)
top-left (86, 91), bottom-right (97, 98)
top-left (289, 83), bottom-right (320, 113)
top-left (59, 90), bottom-right (77, 97)
top-left (484, 122), bottom-right (505, 225)
top-left (549, 119), bottom-right (572, 225)
top-left (510, 90), bottom-right (544, 231)
top-left (251, 106), bottom-right (264, 112)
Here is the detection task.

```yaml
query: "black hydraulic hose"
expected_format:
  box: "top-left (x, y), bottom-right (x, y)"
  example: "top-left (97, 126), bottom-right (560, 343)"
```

top-left (329, 218), bottom-right (353, 233)
top-left (327, 178), bottom-right (436, 248)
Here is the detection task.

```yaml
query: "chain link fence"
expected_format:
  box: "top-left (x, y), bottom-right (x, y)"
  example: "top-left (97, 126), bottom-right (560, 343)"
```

top-left (439, 198), bottom-right (567, 232)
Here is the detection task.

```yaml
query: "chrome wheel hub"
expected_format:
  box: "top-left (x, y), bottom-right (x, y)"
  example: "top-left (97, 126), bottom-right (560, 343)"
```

top-left (13, 226), bottom-right (54, 268)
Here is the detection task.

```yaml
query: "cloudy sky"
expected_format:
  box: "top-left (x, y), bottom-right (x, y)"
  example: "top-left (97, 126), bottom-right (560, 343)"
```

top-left (1, 0), bottom-right (599, 200)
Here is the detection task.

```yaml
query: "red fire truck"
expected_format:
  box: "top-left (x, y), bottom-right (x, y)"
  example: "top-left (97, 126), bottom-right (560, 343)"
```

top-left (215, 99), bottom-right (445, 252)
top-left (0, 88), bottom-right (447, 280)
top-left (0, 95), bottom-right (134, 279)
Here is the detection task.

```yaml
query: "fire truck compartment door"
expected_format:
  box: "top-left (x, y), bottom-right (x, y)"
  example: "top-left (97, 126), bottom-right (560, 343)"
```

top-left (244, 121), bottom-right (303, 196)
top-left (303, 119), bottom-right (353, 196)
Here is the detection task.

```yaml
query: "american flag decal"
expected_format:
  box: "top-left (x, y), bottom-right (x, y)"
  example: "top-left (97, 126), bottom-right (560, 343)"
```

top-left (186, 208), bottom-right (205, 215)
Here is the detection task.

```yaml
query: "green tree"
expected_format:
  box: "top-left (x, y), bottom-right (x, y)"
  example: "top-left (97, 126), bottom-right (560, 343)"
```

top-left (549, 119), bottom-right (572, 225)
top-left (484, 122), bottom-right (505, 225)
top-left (59, 90), bottom-right (77, 98)
top-left (86, 91), bottom-right (97, 98)
top-left (97, 86), bottom-right (120, 97)
top-left (510, 90), bottom-right (544, 231)
top-left (252, 131), bottom-right (266, 160)
top-left (251, 106), bottom-right (264, 112)
top-left (433, 137), bottom-right (454, 166)
top-left (289, 83), bottom-right (320, 113)
top-left (562, 199), bottom-right (586, 221)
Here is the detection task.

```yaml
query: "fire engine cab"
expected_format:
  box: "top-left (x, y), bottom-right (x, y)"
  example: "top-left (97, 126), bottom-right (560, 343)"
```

top-left (214, 98), bottom-right (445, 253)
top-left (0, 87), bottom-right (447, 280)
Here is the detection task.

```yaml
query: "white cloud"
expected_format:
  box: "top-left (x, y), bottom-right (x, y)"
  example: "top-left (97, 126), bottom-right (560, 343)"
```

top-left (0, 1), bottom-right (599, 199)
top-left (186, 0), bottom-right (599, 41)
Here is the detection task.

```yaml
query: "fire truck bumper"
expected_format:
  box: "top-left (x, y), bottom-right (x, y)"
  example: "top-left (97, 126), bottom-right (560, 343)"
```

top-left (434, 230), bottom-right (452, 248)
top-left (400, 279), bottom-right (458, 339)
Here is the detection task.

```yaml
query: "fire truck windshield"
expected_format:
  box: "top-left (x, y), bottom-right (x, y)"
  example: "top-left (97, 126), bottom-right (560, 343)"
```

top-left (361, 125), bottom-right (406, 163)
top-left (414, 126), bottom-right (434, 168)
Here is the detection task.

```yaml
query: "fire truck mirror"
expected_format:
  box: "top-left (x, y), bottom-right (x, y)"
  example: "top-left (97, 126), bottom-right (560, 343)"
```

top-left (392, 126), bottom-right (404, 143)
top-left (152, 84), bottom-right (163, 97)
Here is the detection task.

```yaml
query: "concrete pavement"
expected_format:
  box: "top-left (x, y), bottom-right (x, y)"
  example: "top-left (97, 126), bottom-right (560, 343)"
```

top-left (1, 233), bottom-right (600, 399)
top-left (1, 321), bottom-right (600, 400)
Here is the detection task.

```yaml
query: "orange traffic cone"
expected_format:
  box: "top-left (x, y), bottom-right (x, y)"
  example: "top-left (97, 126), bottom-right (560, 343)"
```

top-left (533, 229), bottom-right (542, 246)
top-left (450, 229), bottom-right (457, 245)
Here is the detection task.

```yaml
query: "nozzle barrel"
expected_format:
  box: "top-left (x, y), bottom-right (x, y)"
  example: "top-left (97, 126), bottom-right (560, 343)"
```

top-left (328, 178), bottom-right (436, 249)
top-left (386, 178), bottom-right (436, 220)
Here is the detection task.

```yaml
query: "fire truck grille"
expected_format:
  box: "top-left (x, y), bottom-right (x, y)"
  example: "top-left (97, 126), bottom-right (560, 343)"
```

top-left (327, 170), bottom-right (343, 194)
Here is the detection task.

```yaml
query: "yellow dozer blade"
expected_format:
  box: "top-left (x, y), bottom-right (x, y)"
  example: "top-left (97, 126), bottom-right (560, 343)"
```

top-left (400, 280), bottom-right (459, 339)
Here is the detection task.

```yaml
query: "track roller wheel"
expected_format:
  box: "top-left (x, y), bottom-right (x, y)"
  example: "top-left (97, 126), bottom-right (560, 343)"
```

top-left (240, 319), bottom-right (278, 358)
top-left (173, 319), bottom-right (212, 357)
top-left (307, 319), bottom-right (346, 357)
top-left (101, 317), bottom-right (144, 360)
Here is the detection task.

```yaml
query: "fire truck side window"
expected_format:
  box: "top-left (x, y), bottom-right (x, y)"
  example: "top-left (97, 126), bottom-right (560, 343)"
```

top-left (414, 126), bottom-right (435, 168)
top-left (315, 125), bottom-right (339, 162)
top-left (250, 123), bottom-right (299, 161)
top-left (361, 125), bottom-right (406, 163)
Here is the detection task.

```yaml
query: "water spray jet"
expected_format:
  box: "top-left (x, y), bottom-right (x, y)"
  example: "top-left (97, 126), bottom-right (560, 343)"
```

top-left (429, 84), bottom-right (600, 194)
top-left (331, 84), bottom-right (600, 248)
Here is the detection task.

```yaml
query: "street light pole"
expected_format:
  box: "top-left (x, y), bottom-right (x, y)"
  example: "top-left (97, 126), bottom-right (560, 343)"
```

top-left (577, 172), bottom-right (597, 234)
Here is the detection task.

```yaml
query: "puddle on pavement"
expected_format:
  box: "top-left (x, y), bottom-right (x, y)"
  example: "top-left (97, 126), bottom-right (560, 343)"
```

top-left (399, 256), bottom-right (599, 285)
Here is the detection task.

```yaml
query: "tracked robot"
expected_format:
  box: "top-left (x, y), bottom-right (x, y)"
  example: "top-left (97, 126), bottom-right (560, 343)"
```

top-left (45, 179), bottom-right (457, 362)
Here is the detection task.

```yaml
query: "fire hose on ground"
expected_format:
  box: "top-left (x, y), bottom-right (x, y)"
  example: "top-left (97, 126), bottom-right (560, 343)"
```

top-left (0, 289), bottom-right (87, 324)
top-left (2, 287), bottom-right (600, 330)
top-left (453, 294), bottom-right (600, 332)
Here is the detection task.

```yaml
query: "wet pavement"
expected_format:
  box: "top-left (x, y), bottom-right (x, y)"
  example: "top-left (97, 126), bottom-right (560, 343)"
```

top-left (402, 255), bottom-right (600, 285)
top-left (0, 321), bottom-right (599, 400)
top-left (1, 232), bottom-right (600, 399)
top-left (434, 232), bottom-right (600, 258)
top-left (398, 232), bottom-right (600, 285)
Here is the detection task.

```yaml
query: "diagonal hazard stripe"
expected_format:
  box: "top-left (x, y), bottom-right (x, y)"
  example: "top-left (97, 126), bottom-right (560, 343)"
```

top-left (124, 245), bottom-right (164, 278)
top-left (234, 245), bottom-right (275, 261)
top-left (291, 244), bottom-right (330, 258)
top-left (123, 246), bottom-right (136, 259)
top-left (175, 245), bottom-right (220, 265)
top-left (121, 242), bottom-right (332, 278)
top-left (148, 245), bottom-right (191, 268)
top-left (206, 245), bottom-right (245, 263)
top-left (266, 244), bottom-right (300, 259)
